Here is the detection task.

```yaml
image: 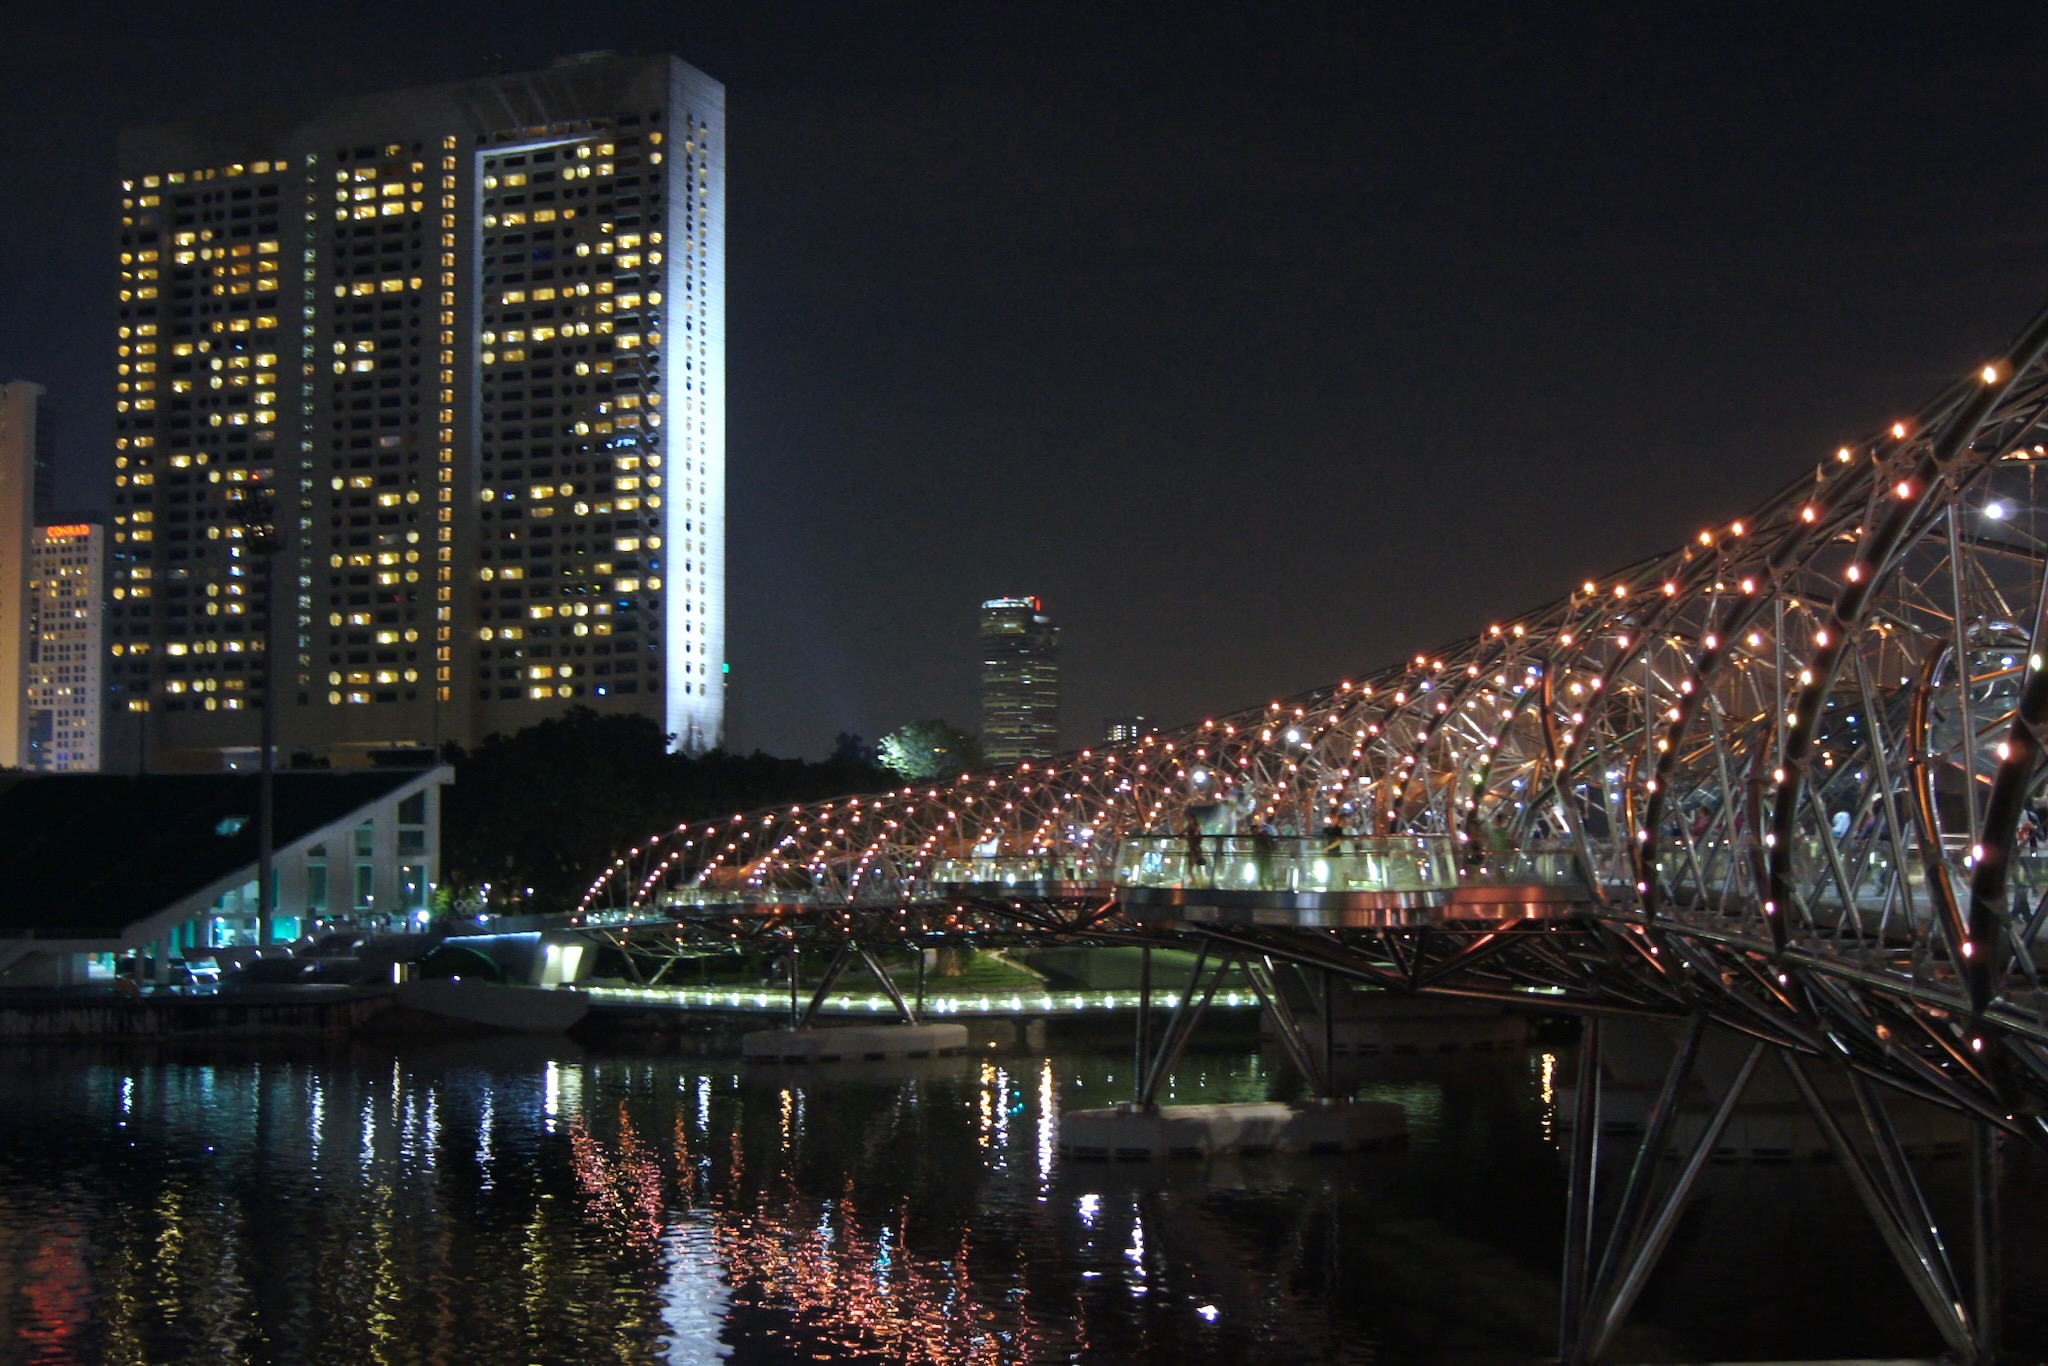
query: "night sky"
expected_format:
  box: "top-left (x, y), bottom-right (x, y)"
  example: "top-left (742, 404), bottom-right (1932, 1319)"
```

top-left (5, 4), bottom-right (2048, 758)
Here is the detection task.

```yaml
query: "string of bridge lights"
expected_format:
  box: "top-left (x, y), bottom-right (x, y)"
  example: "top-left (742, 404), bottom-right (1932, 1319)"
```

top-left (577, 330), bottom-right (2048, 977)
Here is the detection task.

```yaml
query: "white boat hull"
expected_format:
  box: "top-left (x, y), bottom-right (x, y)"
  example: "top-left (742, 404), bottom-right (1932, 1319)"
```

top-left (394, 980), bottom-right (589, 1034)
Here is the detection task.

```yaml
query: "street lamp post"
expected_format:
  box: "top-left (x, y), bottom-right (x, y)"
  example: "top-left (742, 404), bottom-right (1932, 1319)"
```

top-left (236, 479), bottom-right (280, 946)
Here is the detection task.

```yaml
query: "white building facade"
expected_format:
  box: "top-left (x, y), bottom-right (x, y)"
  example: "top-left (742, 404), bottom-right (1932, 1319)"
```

top-left (27, 523), bottom-right (104, 771)
top-left (0, 382), bottom-right (52, 768)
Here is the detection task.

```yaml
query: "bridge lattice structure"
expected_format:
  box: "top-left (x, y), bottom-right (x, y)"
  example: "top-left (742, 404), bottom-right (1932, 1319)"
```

top-left (576, 299), bottom-right (2048, 1361)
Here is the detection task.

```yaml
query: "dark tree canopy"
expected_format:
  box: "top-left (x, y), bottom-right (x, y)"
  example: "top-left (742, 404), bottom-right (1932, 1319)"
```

top-left (440, 709), bottom-right (890, 912)
top-left (830, 731), bottom-right (876, 766)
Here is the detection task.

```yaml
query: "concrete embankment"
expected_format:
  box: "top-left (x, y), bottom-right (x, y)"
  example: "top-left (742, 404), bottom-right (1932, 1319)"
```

top-left (0, 988), bottom-right (394, 1040)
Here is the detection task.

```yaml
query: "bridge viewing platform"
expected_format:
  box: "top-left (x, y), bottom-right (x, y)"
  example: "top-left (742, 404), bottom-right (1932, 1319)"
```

top-left (577, 833), bottom-right (1591, 928)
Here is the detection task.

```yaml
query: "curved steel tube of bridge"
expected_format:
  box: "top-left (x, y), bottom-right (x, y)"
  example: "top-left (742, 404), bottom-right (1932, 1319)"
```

top-left (561, 299), bottom-right (2048, 1362)
top-left (578, 303), bottom-right (2048, 1140)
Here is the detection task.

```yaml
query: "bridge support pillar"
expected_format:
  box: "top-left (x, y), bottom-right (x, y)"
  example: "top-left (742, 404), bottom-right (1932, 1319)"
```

top-left (1132, 945), bottom-right (1153, 1105)
top-left (1137, 943), bottom-right (1230, 1108)
top-left (1972, 1118), bottom-right (2002, 1363)
top-left (1562, 1018), bottom-right (1764, 1365)
top-left (1558, 1016), bottom-right (1601, 1362)
top-left (1790, 1054), bottom-right (1981, 1361)
top-left (785, 946), bottom-right (800, 1027)
top-left (791, 942), bottom-right (923, 1029)
top-left (1240, 955), bottom-right (1336, 1098)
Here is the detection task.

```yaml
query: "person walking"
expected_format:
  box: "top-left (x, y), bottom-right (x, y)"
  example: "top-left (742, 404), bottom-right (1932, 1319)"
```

top-left (1251, 815), bottom-right (1278, 890)
top-left (1183, 811), bottom-right (1208, 886)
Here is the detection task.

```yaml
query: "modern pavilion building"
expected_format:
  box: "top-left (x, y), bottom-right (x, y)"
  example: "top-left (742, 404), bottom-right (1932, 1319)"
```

top-left (109, 52), bottom-right (725, 769)
top-left (979, 596), bottom-right (1060, 764)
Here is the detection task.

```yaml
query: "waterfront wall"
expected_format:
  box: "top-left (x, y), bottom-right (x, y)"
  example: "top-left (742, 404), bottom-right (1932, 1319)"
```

top-left (0, 989), bottom-right (393, 1040)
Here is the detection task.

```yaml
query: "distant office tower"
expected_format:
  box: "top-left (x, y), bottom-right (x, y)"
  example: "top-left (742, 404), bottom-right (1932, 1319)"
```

top-left (110, 53), bottom-right (725, 769)
top-left (28, 523), bottom-right (105, 771)
top-left (979, 596), bottom-right (1059, 764)
top-left (0, 382), bottom-right (54, 767)
top-left (1104, 716), bottom-right (1150, 746)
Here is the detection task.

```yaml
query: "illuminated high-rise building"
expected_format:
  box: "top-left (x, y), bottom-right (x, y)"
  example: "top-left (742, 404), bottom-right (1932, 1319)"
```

top-left (979, 596), bottom-right (1059, 764)
top-left (1104, 715), bottom-right (1151, 746)
top-left (0, 383), bottom-right (54, 767)
top-left (109, 53), bottom-right (726, 768)
top-left (28, 522), bottom-right (105, 772)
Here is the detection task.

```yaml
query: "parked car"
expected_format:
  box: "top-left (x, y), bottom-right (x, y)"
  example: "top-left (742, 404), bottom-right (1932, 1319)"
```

top-left (165, 958), bottom-right (221, 994)
top-left (219, 956), bottom-right (364, 991)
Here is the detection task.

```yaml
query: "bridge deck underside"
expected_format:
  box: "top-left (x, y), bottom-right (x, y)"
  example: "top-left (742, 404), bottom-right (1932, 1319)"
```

top-left (576, 880), bottom-right (2048, 1140)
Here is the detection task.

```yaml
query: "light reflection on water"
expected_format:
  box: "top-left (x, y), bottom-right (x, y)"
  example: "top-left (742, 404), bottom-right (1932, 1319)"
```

top-left (0, 1038), bottom-right (2041, 1363)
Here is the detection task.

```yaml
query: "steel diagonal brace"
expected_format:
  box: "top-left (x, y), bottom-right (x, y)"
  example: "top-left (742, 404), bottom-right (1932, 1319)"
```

top-left (1568, 923), bottom-right (1685, 1009)
top-left (1997, 1033), bottom-right (2048, 1106)
top-left (1558, 1018), bottom-right (1602, 1361)
top-left (1682, 954), bottom-right (1814, 1053)
top-left (1594, 919), bottom-right (1691, 1006)
top-left (1802, 974), bottom-right (2014, 1124)
top-left (1232, 927), bottom-right (1406, 991)
top-left (1585, 1014), bottom-right (1707, 1317)
top-left (1139, 944), bottom-right (1235, 1106)
top-left (1781, 1051), bottom-right (1976, 1359)
top-left (1847, 1069), bottom-right (1964, 1315)
top-left (1413, 926), bottom-right (1516, 990)
top-left (1490, 936), bottom-right (1587, 993)
top-left (853, 943), bottom-right (918, 1025)
top-left (1895, 1008), bottom-right (2005, 1114)
top-left (1965, 661), bottom-right (2048, 1024)
top-left (1241, 955), bottom-right (1328, 1097)
top-left (1802, 781), bottom-right (1863, 949)
top-left (584, 928), bottom-right (652, 985)
top-left (1379, 928), bottom-right (1414, 985)
top-left (1814, 990), bottom-right (2043, 1129)
top-left (797, 942), bottom-right (857, 1029)
top-left (1405, 985), bottom-right (1675, 1020)
top-left (1581, 1039), bottom-right (1763, 1364)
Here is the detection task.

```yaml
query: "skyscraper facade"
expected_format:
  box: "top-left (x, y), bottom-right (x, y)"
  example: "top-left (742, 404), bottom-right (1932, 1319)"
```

top-left (28, 523), bottom-right (105, 772)
top-left (110, 53), bottom-right (725, 768)
top-left (979, 596), bottom-right (1059, 764)
top-left (0, 382), bottom-right (54, 767)
top-left (1103, 715), bottom-right (1151, 746)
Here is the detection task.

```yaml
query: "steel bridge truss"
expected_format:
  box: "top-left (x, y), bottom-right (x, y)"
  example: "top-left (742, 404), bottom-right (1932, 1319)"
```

top-left (569, 299), bottom-right (2048, 1359)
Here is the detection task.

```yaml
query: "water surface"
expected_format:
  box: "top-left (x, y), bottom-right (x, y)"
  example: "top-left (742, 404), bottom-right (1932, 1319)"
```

top-left (0, 1033), bottom-right (2039, 1363)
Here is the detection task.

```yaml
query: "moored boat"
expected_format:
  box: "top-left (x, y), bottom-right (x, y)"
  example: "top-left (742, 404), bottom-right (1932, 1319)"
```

top-left (393, 979), bottom-right (589, 1034)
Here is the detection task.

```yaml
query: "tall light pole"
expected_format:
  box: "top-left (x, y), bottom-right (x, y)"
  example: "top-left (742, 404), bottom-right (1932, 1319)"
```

top-left (235, 478), bottom-right (280, 946)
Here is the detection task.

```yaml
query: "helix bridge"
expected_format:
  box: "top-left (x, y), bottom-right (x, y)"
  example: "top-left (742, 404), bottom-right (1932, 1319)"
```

top-left (573, 299), bottom-right (2048, 1360)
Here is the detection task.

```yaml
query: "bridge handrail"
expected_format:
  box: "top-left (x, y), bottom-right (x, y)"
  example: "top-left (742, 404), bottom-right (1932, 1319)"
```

top-left (1115, 833), bottom-right (1459, 893)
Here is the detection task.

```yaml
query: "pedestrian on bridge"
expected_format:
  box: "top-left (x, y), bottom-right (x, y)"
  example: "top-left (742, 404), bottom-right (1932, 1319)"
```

top-left (1251, 815), bottom-right (1278, 889)
top-left (1183, 811), bottom-right (1208, 885)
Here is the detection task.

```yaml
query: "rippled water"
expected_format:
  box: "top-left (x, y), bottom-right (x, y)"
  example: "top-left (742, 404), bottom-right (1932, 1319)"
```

top-left (0, 1032), bottom-right (2042, 1364)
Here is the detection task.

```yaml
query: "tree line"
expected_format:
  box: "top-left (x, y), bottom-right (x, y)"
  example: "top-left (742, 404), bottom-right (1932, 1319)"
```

top-left (439, 710), bottom-right (985, 913)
